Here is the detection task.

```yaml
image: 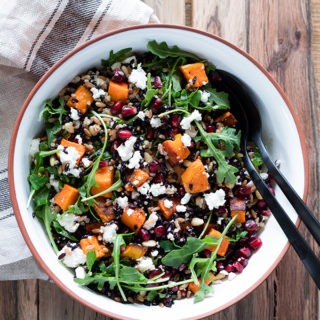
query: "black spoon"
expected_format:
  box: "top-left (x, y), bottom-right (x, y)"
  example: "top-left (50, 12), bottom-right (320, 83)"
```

top-left (215, 69), bottom-right (320, 289)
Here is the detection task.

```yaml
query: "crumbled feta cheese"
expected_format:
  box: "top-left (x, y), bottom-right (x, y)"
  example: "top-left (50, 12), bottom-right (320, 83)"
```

top-left (137, 182), bottom-right (151, 195)
top-left (217, 217), bottom-right (224, 225)
top-left (75, 134), bottom-right (82, 144)
top-left (114, 196), bottom-right (128, 209)
top-left (126, 151), bottom-right (142, 169)
top-left (128, 63), bottom-right (147, 90)
top-left (260, 172), bottom-right (269, 180)
top-left (58, 213), bottom-right (79, 233)
top-left (57, 145), bottom-right (81, 178)
top-left (90, 87), bottom-right (106, 100)
top-left (200, 90), bottom-right (211, 103)
top-left (185, 125), bottom-right (198, 138)
top-left (81, 157), bottom-right (91, 168)
top-left (167, 233), bottom-right (174, 241)
top-left (29, 138), bottom-right (40, 157)
top-left (137, 111), bottom-right (146, 120)
top-left (150, 117), bottom-right (162, 128)
top-left (181, 133), bottom-right (192, 147)
top-left (149, 183), bottom-right (167, 197)
top-left (204, 189), bottom-right (226, 210)
top-left (181, 193), bottom-right (192, 205)
top-left (143, 212), bottom-right (159, 230)
top-left (116, 136), bottom-right (137, 161)
top-left (70, 108), bottom-right (80, 121)
top-left (164, 199), bottom-right (173, 208)
top-left (101, 223), bottom-right (118, 243)
top-left (49, 174), bottom-right (60, 192)
top-left (176, 205), bottom-right (187, 212)
top-left (126, 208), bottom-right (134, 216)
top-left (180, 110), bottom-right (202, 130)
top-left (135, 256), bottom-right (155, 272)
top-left (151, 250), bottom-right (159, 257)
top-left (75, 266), bottom-right (86, 279)
top-left (58, 245), bottom-right (86, 268)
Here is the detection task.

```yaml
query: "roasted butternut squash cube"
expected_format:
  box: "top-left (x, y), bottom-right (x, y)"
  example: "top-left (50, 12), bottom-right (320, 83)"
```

top-left (121, 243), bottom-right (147, 259)
top-left (205, 228), bottom-right (230, 257)
top-left (181, 159), bottom-right (209, 193)
top-left (59, 138), bottom-right (86, 165)
top-left (108, 80), bottom-right (129, 101)
top-left (188, 272), bottom-right (216, 294)
top-left (214, 111), bottom-right (238, 126)
top-left (121, 207), bottom-right (146, 232)
top-left (91, 166), bottom-right (114, 198)
top-left (230, 198), bottom-right (246, 223)
top-left (158, 198), bottom-right (180, 220)
top-left (93, 197), bottom-right (115, 222)
top-left (80, 235), bottom-right (108, 258)
top-left (180, 62), bottom-right (208, 88)
top-left (125, 168), bottom-right (150, 192)
top-left (54, 184), bottom-right (79, 211)
top-left (162, 133), bottom-right (190, 165)
top-left (67, 85), bottom-right (93, 114)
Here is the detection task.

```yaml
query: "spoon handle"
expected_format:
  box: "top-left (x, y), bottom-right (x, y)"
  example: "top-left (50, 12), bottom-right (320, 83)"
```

top-left (255, 136), bottom-right (320, 246)
top-left (243, 150), bottom-right (320, 289)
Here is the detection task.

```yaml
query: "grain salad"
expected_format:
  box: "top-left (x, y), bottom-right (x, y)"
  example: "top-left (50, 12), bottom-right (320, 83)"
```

top-left (28, 41), bottom-right (273, 307)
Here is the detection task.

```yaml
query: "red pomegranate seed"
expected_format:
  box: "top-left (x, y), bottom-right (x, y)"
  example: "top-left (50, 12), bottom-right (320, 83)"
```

top-left (237, 257), bottom-right (249, 267)
top-left (216, 262), bottom-right (225, 271)
top-left (148, 161), bottom-right (159, 174)
top-left (154, 76), bottom-right (162, 88)
top-left (244, 219), bottom-right (258, 234)
top-left (153, 173), bottom-right (165, 184)
top-left (111, 140), bottom-right (121, 153)
top-left (99, 160), bottom-right (109, 168)
top-left (233, 261), bottom-right (244, 273)
top-left (117, 129), bottom-right (132, 140)
top-left (237, 247), bottom-right (252, 259)
top-left (170, 114), bottom-right (180, 127)
top-left (112, 68), bottom-right (126, 82)
top-left (262, 209), bottom-right (272, 216)
top-left (169, 128), bottom-right (179, 137)
top-left (206, 125), bottom-right (216, 133)
top-left (154, 225), bottom-right (165, 238)
top-left (249, 237), bottom-right (263, 251)
top-left (257, 200), bottom-right (266, 208)
top-left (177, 186), bottom-right (186, 197)
top-left (224, 264), bottom-right (235, 273)
top-left (111, 101), bottom-right (123, 115)
top-left (139, 228), bottom-right (151, 241)
top-left (150, 98), bottom-right (162, 114)
top-left (121, 105), bottom-right (137, 118)
top-left (146, 128), bottom-right (153, 139)
top-left (148, 269), bottom-right (162, 279)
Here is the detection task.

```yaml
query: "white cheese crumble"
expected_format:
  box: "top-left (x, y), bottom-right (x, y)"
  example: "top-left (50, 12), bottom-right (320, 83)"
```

top-left (176, 205), bottom-right (187, 212)
top-left (49, 174), bottom-right (60, 192)
top-left (75, 266), bottom-right (86, 279)
top-left (180, 193), bottom-right (192, 205)
top-left (128, 63), bottom-right (147, 90)
top-left (137, 182), bottom-right (151, 195)
top-left (137, 110), bottom-right (146, 120)
top-left (204, 189), bottom-right (226, 210)
top-left (164, 199), bottom-right (173, 208)
top-left (200, 90), bottom-right (211, 103)
top-left (69, 108), bottom-right (80, 121)
top-left (143, 212), bottom-right (159, 230)
top-left (181, 133), bottom-right (192, 147)
top-left (180, 110), bottom-right (202, 130)
top-left (260, 172), bottom-right (269, 180)
top-left (75, 134), bottom-right (83, 144)
top-left (126, 151), bottom-right (142, 169)
top-left (149, 183), bottom-right (167, 197)
top-left (29, 138), bottom-right (40, 157)
top-left (150, 117), bottom-right (162, 128)
top-left (57, 145), bottom-right (81, 178)
top-left (100, 223), bottom-right (118, 243)
top-left (116, 136), bottom-right (137, 161)
top-left (185, 125), bottom-right (198, 138)
top-left (151, 250), bottom-right (159, 257)
top-left (81, 157), bottom-right (91, 168)
top-left (58, 213), bottom-right (79, 233)
top-left (90, 87), bottom-right (106, 100)
top-left (126, 208), bottom-right (134, 216)
top-left (58, 245), bottom-right (86, 268)
top-left (114, 196), bottom-right (129, 209)
top-left (167, 233), bottom-right (175, 241)
top-left (135, 257), bottom-right (155, 272)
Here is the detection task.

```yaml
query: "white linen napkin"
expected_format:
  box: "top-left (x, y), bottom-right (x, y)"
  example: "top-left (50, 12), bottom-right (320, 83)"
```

top-left (0, 0), bottom-right (158, 280)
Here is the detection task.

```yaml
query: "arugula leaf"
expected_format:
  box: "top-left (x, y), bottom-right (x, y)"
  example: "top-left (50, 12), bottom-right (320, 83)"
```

top-left (28, 173), bottom-right (48, 191)
top-left (205, 87), bottom-right (230, 109)
top-left (119, 266), bottom-right (148, 285)
top-left (147, 40), bottom-right (201, 60)
top-left (101, 47), bottom-right (132, 66)
top-left (52, 220), bottom-right (78, 242)
top-left (141, 73), bottom-right (158, 107)
top-left (86, 251), bottom-right (97, 272)
top-left (251, 147), bottom-right (264, 167)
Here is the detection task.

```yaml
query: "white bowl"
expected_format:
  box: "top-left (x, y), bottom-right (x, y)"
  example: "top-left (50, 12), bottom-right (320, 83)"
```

top-left (8, 25), bottom-right (308, 320)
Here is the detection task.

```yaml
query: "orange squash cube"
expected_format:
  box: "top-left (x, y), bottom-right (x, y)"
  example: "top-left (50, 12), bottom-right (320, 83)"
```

top-left (180, 62), bottom-right (208, 88)
top-left (91, 166), bottom-right (114, 198)
top-left (214, 111), bottom-right (238, 126)
top-left (54, 184), bottom-right (79, 211)
top-left (80, 235), bottom-right (108, 259)
top-left (125, 168), bottom-right (150, 192)
top-left (158, 198), bottom-right (180, 220)
top-left (93, 197), bottom-right (115, 222)
top-left (205, 228), bottom-right (230, 257)
top-left (230, 198), bottom-right (246, 223)
top-left (121, 207), bottom-right (146, 232)
top-left (162, 133), bottom-right (190, 165)
top-left (121, 244), bottom-right (147, 259)
top-left (188, 272), bottom-right (216, 294)
top-left (181, 159), bottom-right (209, 193)
top-left (108, 80), bottom-right (129, 101)
top-left (67, 85), bottom-right (93, 114)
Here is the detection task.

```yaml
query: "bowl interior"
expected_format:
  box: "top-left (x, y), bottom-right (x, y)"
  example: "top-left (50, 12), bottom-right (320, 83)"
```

top-left (10, 25), bottom-right (306, 320)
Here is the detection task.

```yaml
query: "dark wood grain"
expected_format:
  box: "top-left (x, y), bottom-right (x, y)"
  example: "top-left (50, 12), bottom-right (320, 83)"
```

top-left (2, 1), bottom-right (319, 319)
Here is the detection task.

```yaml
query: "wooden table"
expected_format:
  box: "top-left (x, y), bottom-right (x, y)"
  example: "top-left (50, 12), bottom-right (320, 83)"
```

top-left (1, 1), bottom-right (319, 319)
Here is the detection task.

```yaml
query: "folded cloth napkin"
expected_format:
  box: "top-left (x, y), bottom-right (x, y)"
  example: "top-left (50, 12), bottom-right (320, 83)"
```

top-left (0, 0), bottom-right (158, 280)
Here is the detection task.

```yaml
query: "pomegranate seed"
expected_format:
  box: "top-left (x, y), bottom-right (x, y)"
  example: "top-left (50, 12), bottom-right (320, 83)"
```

top-left (233, 261), bottom-right (244, 273)
top-left (239, 186), bottom-right (252, 197)
top-left (154, 225), bottom-right (165, 238)
top-left (153, 173), bottom-right (165, 184)
top-left (169, 128), bottom-right (179, 137)
top-left (121, 105), bottom-right (137, 118)
top-left (146, 128), bottom-right (153, 139)
top-left (154, 76), bottom-right (162, 88)
top-left (111, 140), bottom-right (121, 153)
top-left (150, 98), bottom-right (162, 114)
top-left (244, 219), bottom-right (258, 234)
top-left (117, 129), bottom-right (132, 140)
top-left (216, 262), bottom-right (225, 271)
top-left (206, 125), bottom-right (216, 133)
top-left (249, 237), bottom-right (262, 251)
top-left (170, 114), bottom-right (180, 127)
top-left (139, 228), bottom-right (151, 241)
top-left (148, 161), bottom-right (159, 174)
top-left (237, 257), bottom-right (249, 267)
top-left (257, 200), bottom-right (266, 208)
top-left (99, 160), bottom-right (109, 168)
top-left (237, 247), bottom-right (252, 259)
top-left (202, 249), bottom-right (212, 258)
top-left (224, 264), bottom-right (235, 273)
top-left (111, 101), bottom-right (123, 115)
top-left (148, 269), bottom-right (162, 279)
top-left (177, 186), bottom-right (186, 197)
top-left (262, 209), bottom-right (272, 216)
top-left (188, 140), bottom-right (196, 149)
top-left (112, 68), bottom-right (126, 82)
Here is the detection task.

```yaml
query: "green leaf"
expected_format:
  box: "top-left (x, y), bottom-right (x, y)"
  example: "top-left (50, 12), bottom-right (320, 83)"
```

top-left (159, 240), bottom-right (176, 252)
top-left (52, 220), bottom-right (78, 242)
top-left (141, 73), bottom-right (158, 107)
top-left (251, 148), bottom-right (264, 167)
top-left (147, 40), bottom-right (201, 60)
top-left (205, 87), bottom-right (230, 108)
top-left (86, 250), bottom-right (97, 272)
top-left (119, 266), bottom-right (148, 285)
top-left (101, 47), bottom-right (132, 66)
top-left (28, 173), bottom-right (48, 191)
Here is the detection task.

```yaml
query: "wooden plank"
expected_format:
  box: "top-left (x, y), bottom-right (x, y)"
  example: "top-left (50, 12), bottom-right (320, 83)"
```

top-left (143, 0), bottom-right (186, 25)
